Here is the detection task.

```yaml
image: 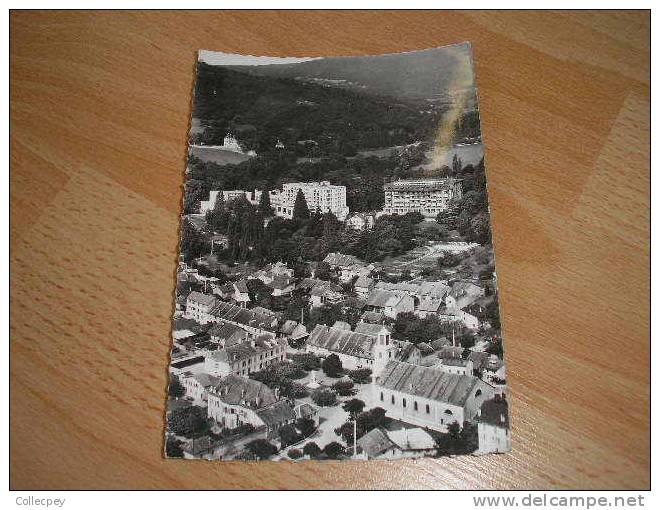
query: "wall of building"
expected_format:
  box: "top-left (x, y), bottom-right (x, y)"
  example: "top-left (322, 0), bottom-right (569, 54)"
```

top-left (478, 423), bottom-right (511, 454)
top-left (372, 384), bottom-right (465, 432)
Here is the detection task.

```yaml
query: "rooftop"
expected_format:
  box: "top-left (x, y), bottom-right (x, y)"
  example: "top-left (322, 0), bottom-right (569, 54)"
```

top-left (209, 375), bottom-right (277, 408)
top-left (377, 361), bottom-right (492, 406)
top-left (187, 291), bottom-right (217, 308)
top-left (384, 178), bottom-right (461, 192)
top-left (308, 324), bottom-right (376, 360)
top-left (255, 400), bottom-right (297, 430)
top-left (357, 428), bottom-right (396, 458)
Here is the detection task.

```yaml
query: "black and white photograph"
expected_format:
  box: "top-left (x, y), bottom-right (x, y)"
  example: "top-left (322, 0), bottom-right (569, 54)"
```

top-left (166, 43), bottom-right (509, 462)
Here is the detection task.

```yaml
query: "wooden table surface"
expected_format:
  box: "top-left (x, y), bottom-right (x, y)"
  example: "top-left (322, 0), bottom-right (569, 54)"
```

top-left (9, 10), bottom-right (650, 490)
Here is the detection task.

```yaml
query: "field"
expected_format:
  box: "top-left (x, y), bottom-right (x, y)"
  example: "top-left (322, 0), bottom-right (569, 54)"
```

top-left (189, 145), bottom-right (252, 165)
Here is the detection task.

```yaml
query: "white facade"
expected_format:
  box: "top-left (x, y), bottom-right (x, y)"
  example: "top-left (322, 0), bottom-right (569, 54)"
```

top-left (478, 422), bottom-right (511, 454)
top-left (383, 178), bottom-right (463, 218)
top-left (199, 182), bottom-right (348, 219)
top-left (374, 362), bottom-right (495, 432)
top-left (185, 292), bottom-right (217, 324)
top-left (273, 181), bottom-right (349, 220)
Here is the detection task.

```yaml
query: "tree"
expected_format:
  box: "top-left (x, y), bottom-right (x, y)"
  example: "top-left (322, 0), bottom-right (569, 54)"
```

top-left (335, 421), bottom-right (363, 444)
top-left (434, 421), bottom-right (478, 456)
top-left (296, 417), bottom-right (317, 438)
top-left (292, 189), bottom-right (311, 220)
top-left (332, 379), bottom-right (357, 397)
top-left (180, 220), bottom-right (208, 263)
top-left (314, 261), bottom-right (333, 281)
top-left (459, 331), bottom-right (476, 349)
top-left (288, 448), bottom-right (303, 460)
top-left (245, 439), bottom-right (278, 460)
top-left (311, 388), bottom-right (338, 407)
top-left (303, 441), bottom-right (322, 458)
top-left (323, 441), bottom-right (346, 459)
top-left (258, 190), bottom-right (274, 217)
top-left (342, 398), bottom-right (366, 419)
top-left (165, 435), bottom-right (184, 458)
top-left (290, 353), bottom-right (322, 371)
top-left (346, 368), bottom-right (372, 384)
top-left (168, 375), bottom-right (185, 398)
top-left (357, 407), bottom-right (388, 432)
top-left (167, 406), bottom-right (209, 438)
top-left (278, 424), bottom-right (301, 448)
top-left (322, 353), bottom-right (343, 378)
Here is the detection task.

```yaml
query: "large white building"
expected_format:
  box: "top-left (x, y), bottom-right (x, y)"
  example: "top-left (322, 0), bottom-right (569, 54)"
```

top-left (200, 181), bottom-right (349, 220)
top-left (275, 181), bottom-right (349, 220)
top-left (383, 178), bottom-right (463, 218)
top-left (373, 360), bottom-right (495, 432)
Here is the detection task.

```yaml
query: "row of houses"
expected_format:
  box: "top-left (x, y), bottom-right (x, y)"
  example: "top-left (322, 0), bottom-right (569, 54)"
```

top-left (179, 372), bottom-right (320, 441)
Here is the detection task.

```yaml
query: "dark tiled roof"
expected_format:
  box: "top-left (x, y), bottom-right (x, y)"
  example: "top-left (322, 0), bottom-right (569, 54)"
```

top-left (191, 373), bottom-right (222, 387)
top-left (255, 400), bottom-right (296, 430)
top-left (357, 428), bottom-right (395, 458)
top-left (308, 325), bottom-right (375, 360)
top-left (210, 301), bottom-right (279, 332)
top-left (377, 361), bottom-right (492, 406)
top-left (208, 335), bottom-right (286, 364)
top-left (210, 375), bottom-right (277, 408)
top-left (187, 291), bottom-right (217, 308)
top-left (367, 289), bottom-right (408, 308)
top-left (360, 311), bottom-right (385, 324)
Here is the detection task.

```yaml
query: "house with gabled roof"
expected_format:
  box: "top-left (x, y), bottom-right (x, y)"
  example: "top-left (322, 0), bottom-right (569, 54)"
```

top-left (373, 360), bottom-right (495, 432)
top-left (354, 275), bottom-right (374, 298)
top-left (209, 301), bottom-right (279, 336)
top-left (180, 372), bottom-right (223, 403)
top-left (365, 289), bottom-right (414, 319)
top-left (204, 334), bottom-right (287, 377)
top-left (208, 322), bottom-right (249, 348)
top-left (323, 252), bottom-right (373, 283)
top-left (269, 275), bottom-right (295, 296)
top-left (357, 427), bottom-right (437, 459)
top-left (207, 375), bottom-right (294, 434)
top-left (232, 280), bottom-right (251, 307)
top-left (446, 281), bottom-right (485, 311)
top-left (186, 291), bottom-right (218, 324)
top-left (306, 322), bottom-right (396, 375)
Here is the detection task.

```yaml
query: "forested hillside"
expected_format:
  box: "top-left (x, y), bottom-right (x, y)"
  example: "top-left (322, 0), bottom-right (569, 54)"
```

top-left (192, 63), bottom-right (440, 152)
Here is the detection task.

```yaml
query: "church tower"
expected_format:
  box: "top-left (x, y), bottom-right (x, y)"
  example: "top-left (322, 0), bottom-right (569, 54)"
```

top-left (372, 325), bottom-right (396, 377)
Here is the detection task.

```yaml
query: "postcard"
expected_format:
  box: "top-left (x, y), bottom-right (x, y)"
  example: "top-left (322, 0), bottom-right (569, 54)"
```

top-left (166, 43), bottom-right (509, 461)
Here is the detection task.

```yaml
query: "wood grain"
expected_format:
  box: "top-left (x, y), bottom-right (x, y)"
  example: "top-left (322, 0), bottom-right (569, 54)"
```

top-left (9, 10), bottom-right (650, 489)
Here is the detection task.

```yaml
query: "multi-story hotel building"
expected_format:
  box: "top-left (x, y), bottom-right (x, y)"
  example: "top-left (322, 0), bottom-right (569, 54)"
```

top-left (383, 178), bottom-right (463, 218)
top-left (199, 181), bottom-right (349, 220)
top-left (274, 181), bottom-right (349, 220)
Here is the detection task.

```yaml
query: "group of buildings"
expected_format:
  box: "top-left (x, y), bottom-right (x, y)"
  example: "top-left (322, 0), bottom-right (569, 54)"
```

top-left (198, 176), bottom-right (464, 225)
top-left (171, 242), bottom-right (508, 459)
top-left (199, 181), bottom-right (351, 221)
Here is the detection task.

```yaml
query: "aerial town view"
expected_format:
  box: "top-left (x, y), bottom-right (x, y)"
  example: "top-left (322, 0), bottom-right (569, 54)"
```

top-left (166, 44), bottom-right (509, 461)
